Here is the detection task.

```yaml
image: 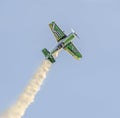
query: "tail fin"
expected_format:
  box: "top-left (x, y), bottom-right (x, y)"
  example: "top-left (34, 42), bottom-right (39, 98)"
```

top-left (42, 48), bottom-right (56, 63)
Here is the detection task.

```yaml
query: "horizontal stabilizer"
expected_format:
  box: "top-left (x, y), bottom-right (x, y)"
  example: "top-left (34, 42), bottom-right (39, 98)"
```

top-left (42, 48), bottom-right (56, 63)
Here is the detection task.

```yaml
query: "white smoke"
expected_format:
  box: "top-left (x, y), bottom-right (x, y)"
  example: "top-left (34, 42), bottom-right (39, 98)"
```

top-left (1, 59), bottom-right (51, 118)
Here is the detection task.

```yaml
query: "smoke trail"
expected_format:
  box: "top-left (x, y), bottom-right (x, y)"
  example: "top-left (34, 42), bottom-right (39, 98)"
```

top-left (1, 59), bottom-right (51, 118)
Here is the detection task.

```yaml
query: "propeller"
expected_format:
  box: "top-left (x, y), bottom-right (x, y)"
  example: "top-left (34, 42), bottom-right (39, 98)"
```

top-left (71, 28), bottom-right (80, 39)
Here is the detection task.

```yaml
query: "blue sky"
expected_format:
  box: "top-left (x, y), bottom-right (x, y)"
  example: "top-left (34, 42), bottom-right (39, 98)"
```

top-left (0, 0), bottom-right (120, 118)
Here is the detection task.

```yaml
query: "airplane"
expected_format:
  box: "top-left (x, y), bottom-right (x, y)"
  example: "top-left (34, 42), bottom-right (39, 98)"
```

top-left (42, 21), bottom-right (82, 63)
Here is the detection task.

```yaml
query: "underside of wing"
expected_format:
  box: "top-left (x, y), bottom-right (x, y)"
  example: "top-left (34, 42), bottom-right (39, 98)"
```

top-left (64, 42), bottom-right (82, 60)
top-left (49, 21), bottom-right (67, 42)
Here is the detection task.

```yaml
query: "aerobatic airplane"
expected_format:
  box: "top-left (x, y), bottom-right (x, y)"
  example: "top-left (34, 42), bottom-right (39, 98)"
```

top-left (42, 21), bottom-right (82, 63)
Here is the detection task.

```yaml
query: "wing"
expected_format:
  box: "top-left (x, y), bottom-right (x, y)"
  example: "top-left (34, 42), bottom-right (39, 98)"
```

top-left (64, 42), bottom-right (82, 60)
top-left (49, 21), bottom-right (66, 42)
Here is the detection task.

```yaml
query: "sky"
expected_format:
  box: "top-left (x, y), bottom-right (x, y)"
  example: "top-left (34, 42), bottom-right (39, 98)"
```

top-left (0, 0), bottom-right (120, 118)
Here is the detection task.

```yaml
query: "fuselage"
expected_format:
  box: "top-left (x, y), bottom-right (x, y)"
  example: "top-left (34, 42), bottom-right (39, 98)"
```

top-left (51, 33), bottom-right (75, 54)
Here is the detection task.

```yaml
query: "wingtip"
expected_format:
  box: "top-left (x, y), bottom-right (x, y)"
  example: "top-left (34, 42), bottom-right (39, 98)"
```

top-left (49, 21), bottom-right (55, 24)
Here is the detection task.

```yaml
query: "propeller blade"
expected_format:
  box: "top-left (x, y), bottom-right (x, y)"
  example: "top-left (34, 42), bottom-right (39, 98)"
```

top-left (71, 28), bottom-right (80, 39)
top-left (71, 28), bottom-right (75, 33)
top-left (76, 34), bottom-right (80, 39)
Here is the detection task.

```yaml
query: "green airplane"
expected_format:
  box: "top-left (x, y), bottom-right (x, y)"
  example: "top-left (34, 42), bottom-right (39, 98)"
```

top-left (42, 21), bottom-right (82, 63)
